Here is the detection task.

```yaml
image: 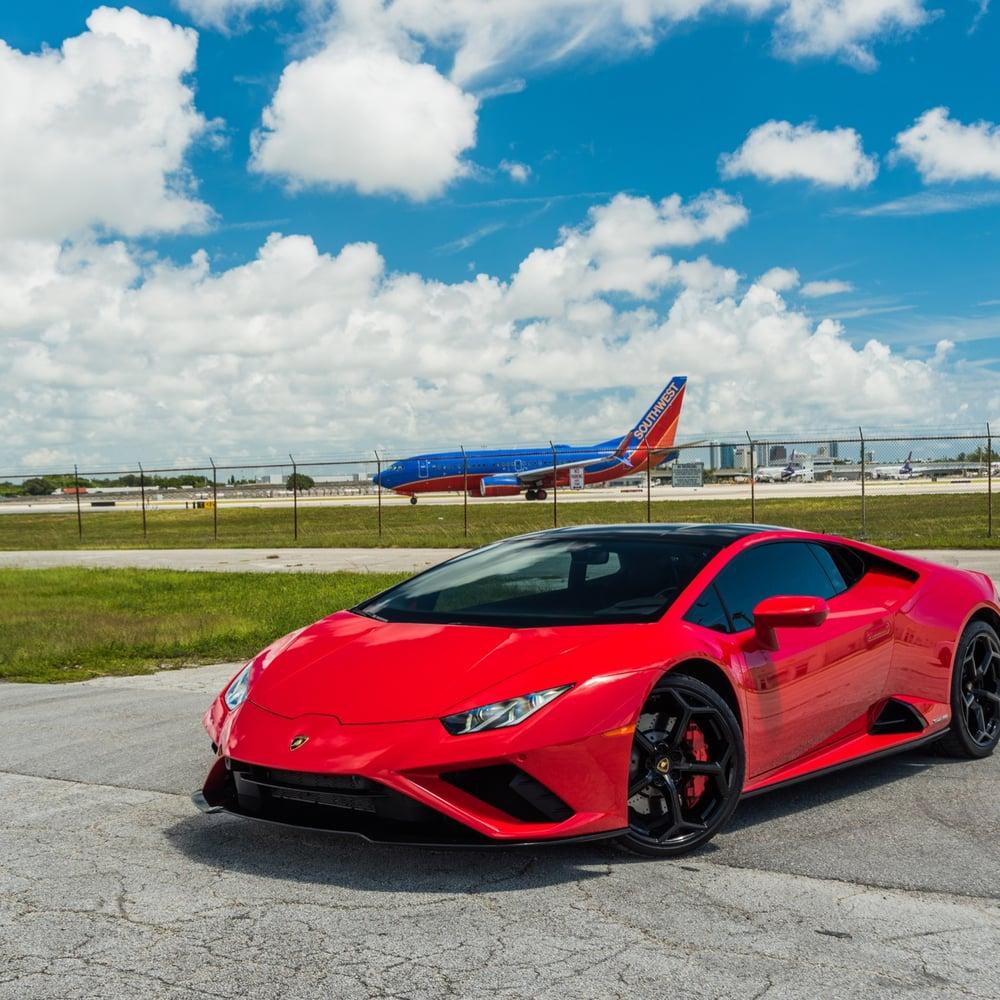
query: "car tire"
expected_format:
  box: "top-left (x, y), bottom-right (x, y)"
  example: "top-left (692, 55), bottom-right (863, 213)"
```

top-left (618, 672), bottom-right (745, 859)
top-left (937, 619), bottom-right (1000, 759)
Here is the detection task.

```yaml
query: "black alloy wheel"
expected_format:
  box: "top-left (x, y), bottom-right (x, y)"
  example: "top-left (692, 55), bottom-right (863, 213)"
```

top-left (619, 673), bottom-right (744, 858)
top-left (939, 620), bottom-right (1000, 758)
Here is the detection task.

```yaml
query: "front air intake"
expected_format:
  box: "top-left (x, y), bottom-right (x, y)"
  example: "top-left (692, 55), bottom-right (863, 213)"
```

top-left (441, 764), bottom-right (573, 823)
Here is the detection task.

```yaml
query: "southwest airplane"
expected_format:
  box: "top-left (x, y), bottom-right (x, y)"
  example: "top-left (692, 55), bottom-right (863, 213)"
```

top-left (373, 376), bottom-right (687, 502)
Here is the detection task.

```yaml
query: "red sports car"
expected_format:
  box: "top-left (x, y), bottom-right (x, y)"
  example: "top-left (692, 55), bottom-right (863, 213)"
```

top-left (195, 524), bottom-right (1000, 857)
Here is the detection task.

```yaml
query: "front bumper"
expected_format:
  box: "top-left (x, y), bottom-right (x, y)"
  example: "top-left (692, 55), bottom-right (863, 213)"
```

top-left (197, 671), bottom-right (653, 845)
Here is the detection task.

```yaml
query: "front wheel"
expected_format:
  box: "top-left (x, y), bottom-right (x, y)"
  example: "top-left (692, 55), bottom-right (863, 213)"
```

top-left (618, 673), bottom-right (744, 858)
top-left (938, 620), bottom-right (1000, 758)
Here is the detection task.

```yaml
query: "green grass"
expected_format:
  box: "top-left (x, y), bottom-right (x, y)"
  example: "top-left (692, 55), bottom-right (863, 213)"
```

top-left (0, 568), bottom-right (405, 683)
top-left (0, 491), bottom-right (995, 550)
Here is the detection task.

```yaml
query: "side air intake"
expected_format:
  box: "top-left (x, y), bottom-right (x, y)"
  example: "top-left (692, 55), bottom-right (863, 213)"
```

top-left (870, 699), bottom-right (927, 735)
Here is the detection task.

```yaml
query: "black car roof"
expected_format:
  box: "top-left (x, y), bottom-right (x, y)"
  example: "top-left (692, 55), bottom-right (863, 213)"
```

top-left (520, 523), bottom-right (795, 547)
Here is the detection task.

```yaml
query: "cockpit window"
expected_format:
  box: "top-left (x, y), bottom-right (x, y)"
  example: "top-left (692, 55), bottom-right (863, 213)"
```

top-left (354, 537), bottom-right (720, 627)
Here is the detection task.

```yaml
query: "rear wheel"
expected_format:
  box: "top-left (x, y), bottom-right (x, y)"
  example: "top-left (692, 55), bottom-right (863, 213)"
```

top-left (938, 620), bottom-right (1000, 758)
top-left (525, 489), bottom-right (537, 500)
top-left (536, 488), bottom-right (548, 501)
top-left (618, 673), bottom-right (744, 858)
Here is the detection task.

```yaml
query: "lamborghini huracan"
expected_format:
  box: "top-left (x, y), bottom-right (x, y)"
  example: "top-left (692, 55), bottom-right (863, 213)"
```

top-left (195, 524), bottom-right (1000, 857)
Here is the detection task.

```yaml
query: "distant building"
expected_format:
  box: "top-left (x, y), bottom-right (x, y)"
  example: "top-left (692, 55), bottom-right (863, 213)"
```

top-left (768, 445), bottom-right (787, 463)
top-left (828, 441), bottom-right (839, 459)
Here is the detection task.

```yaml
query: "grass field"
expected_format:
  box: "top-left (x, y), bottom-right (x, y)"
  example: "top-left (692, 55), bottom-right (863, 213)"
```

top-left (0, 491), bottom-right (995, 550)
top-left (0, 568), bottom-right (405, 683)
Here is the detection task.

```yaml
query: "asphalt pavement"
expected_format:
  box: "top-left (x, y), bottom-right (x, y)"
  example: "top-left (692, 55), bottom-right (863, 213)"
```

top-left (1, 664), bottom-right (998, 999)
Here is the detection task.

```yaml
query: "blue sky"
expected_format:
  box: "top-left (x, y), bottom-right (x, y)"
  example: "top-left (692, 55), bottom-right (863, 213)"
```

top-left (1, 1), bottom-right (998, 467)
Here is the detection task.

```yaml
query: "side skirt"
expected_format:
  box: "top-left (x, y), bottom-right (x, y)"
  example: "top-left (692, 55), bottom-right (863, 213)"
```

top-left (740, 730), bottom-right (945, 800)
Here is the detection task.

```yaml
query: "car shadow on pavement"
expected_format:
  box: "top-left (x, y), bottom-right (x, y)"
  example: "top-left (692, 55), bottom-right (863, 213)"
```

top-left (164, 813), bottom-right (616, 893)
top-left (164, 746), bottom-right (967, 887)
top-left (724, 747), bottom-right (947, 834)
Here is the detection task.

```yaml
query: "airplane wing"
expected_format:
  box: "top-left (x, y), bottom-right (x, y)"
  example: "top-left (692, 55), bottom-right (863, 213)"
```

top-left (514, 454), bottom-right (634, 484)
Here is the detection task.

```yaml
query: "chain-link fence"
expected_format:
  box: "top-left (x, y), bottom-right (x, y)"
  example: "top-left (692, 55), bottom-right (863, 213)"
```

top-left (0, 429), bottom-right (995, 549)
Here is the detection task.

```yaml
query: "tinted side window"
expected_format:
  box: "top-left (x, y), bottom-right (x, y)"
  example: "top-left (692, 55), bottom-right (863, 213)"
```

top-left (808, 544), bottom-right (849, 595)
top-left (816, 543), bottom-right (867, 591)
top-left (713, 542), bottom-right (838, 632)
top-left (684, 583), bottom-right (730, 633)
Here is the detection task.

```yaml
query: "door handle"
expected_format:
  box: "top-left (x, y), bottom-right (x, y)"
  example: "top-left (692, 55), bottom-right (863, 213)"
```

top-left (865, 620), bottom-right (892, 645)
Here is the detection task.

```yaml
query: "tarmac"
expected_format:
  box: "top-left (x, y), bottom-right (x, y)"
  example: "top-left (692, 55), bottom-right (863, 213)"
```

top-left (1, 663), bottom-right (998, 998)
top-left (2, 545), bottom-right (999, 997)
top-left (1, 545), bottom-right (999, 577)
top-left (0, 475), bottom-right (993, 514)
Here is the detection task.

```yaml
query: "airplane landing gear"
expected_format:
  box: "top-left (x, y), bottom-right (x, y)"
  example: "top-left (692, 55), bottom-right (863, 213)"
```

top-left (525, 489), bottom-right (538, 501)
top-left (536, 488), bottom-right (548, 501)
top-left (409, 495), bottom-right (418, 505)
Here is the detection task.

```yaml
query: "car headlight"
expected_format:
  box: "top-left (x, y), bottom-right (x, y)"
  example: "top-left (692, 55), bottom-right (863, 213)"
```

top-left (224, 664), bottom-right (251, 711)
top-left (440, 685), bottom-right (572, 735)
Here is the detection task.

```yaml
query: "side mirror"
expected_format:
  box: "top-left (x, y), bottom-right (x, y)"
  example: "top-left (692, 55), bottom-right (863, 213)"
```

top-left (753, 595), bottom-right (829, 651)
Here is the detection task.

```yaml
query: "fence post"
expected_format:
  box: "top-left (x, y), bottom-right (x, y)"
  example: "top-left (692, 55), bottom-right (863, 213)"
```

top-left (138, 462), bottom-right (147, 539)
top-left (374, 450), bottom-right (382, 538)
top-left (73, 464), bottom-right (83, 540)
top-left (988, 422), bottom-right (993, 539)
top-left (549, 441), bottom-right (558, 528)
top-left (289, 453), bottom-right (298, 540)
top-left (461, 446), bottom-right (468, 538)
top-left (746, 432), bottom-right (755, 524)
top-left (645, 440), bottom-right (652, 524)
top-left (210, 457), bottom-right (218, 541)
top-left (859, 428), bottom-right (866, 539)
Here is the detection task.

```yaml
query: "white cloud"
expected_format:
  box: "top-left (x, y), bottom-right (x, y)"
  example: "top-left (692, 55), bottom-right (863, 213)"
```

top-left (250, 39), bottom-right (478, 199)
top-left (848, 190), bottom-right (1000, 217)
top-left (801, 279), bottom-right (854, 297)
top-left (500, 160), bottom-right (531, 183)
top-left (0, 6), bottom-right (213, 241)
top-left (508, 191), bottom-right (748, 316)
top-left (245, 2), bottom-right (929, 199)
top-left (720, 120), bottom-right (878, 188)
top-left (369, 1), bottom-right (934, 83)
top-left (759, 267), bottom-right (800, 291)
top-left (174, 0), bottom-right (284, 32)
top-left (893, 107), bottom-right (1000, 182)
top-left (2, 190), bottom-right (987, 469)
top-left (770, 0), bottom-right (932, 70)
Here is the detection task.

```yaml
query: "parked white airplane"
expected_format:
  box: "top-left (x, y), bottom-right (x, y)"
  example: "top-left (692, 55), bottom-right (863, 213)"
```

top-left (870, 451), bottom-right (923, 480)
top-left (755, 450), bottom-right (814, 483)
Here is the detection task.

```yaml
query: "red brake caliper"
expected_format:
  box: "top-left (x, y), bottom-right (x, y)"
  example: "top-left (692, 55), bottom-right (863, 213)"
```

top-left (684, 721), bottom-right (709, 808)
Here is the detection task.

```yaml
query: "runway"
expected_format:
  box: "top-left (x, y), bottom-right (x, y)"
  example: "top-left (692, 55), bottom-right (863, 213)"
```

top-left (2, 546), bottom-right (999, 578)
top-left (1, 475), bottom-right (991, 515)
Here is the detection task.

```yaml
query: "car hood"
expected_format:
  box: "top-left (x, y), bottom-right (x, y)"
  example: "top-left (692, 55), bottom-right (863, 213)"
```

top-left (246, 610), bottom-right (611, 724)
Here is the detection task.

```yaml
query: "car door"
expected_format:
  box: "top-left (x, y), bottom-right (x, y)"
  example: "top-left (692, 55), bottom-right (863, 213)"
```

top-left (708, 541), bottom-right (893, 779)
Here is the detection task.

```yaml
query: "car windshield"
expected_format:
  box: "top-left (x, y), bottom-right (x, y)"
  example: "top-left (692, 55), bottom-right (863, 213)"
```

top-left (355, 536), bottom-right (721, 627)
